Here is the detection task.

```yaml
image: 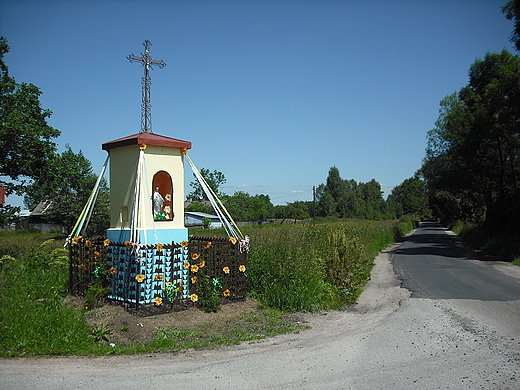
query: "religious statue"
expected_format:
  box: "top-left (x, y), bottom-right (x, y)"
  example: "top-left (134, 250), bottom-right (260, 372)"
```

top-left (153, 186), bottom-right (164, 218)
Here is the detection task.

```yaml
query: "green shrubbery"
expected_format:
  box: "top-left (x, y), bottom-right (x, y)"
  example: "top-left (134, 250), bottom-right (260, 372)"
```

top-left (244, 220), bottom-right (405, 312)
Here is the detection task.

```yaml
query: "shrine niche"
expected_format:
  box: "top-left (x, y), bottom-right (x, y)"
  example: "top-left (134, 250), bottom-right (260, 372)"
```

top-left (152, 170), bottom-right (173, 221)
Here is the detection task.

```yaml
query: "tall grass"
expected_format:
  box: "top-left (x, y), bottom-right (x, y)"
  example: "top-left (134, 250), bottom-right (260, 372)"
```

top-left (242, 220), bottom-right (405, 312)
top-left (0, 232), bottom-right (104, 356)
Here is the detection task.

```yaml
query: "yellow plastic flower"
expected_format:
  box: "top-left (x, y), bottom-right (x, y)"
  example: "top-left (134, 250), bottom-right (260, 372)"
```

top-left (191, 264), bottom-right (199, 273)
top-left (94, 251), bottom-right (101, 258)
top-left (155, 274), bottom-right (164, 281)
top-left (198, 260), bottom-right (205, 269)
top-left (181, 241), bottom-right (189, 248)
top-left (71, 237), bottom-right (80, 245)
top-left (181, 147), bottom-right (188, 154)
top-left (183, 261), bottom-right (190, 270)
top-left (191, 276), bottom-right (197, 284)
top-left (165, 281), bottom-right (172, 287)
top-left (223, 267), bottom-right (230, 274)
top-left (85, 240), bottom-right (92, 247)
top-left (223, 289), bottom-right (231, 297)
top-left (190, 293), bottom-right (198, 302)
top-left (156, 243), bottom-right (163, 251)
top-left (135, 274), bottom-right (145, 283)
top-left (239, 264), bottom-right (246, 272)
top-left (204, 242), bottom-right (212, 249)
top-left (191, 253), bottom-right (200, 261)
top-left (103, 239), bottom-right (111, 247)
top-left (110, 267), bottom-right (117, 275)
top-left (229, 237), bottom-right (237, 245)
top-left (154, 297), bottom-right (162, 306)
top-left (125, 241), bottom-right (132, 248)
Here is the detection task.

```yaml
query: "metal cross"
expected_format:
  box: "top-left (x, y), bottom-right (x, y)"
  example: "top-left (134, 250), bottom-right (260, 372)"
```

top-left (127, 40), bottom-right (166, 133)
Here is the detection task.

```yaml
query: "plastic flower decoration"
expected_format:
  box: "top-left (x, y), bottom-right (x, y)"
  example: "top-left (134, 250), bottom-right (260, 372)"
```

top-left (190, 293), bottom-right (198, 302)
top-left (156, 243), bottom-right (163, 251)
top-left (71, 237), bottom-right (80, 245)
top-left (223, 267), bottom-right (230, 274)
top-left (85, 240), bottom-right (92, 247)
top-left (239, 265), bottom-right (246, 272)
top-left (80, 264), bottom-right (87, 270)
top-left (203, 242), bottom-right (212, 249)
top-left (191, 264), bottom-right (199, 273)
top-left (191, 253), bottom-right (200, 261)
top-left (183, 261), bottom-right (190, 270)
top-left (94, 251), bottom-right (101, 259)
top-left (110, 267), bottom-right (117, 275)
top-left (191, 276), bottom-right (197, 284)
top-left (223, 289), bottom-right (231, 297)
top-left (198, 260), bottom-right (205, 269)
top-left (229, 237), bottom-right (237, 245)
top-left (125, 241), bottom-right (132, 249)
top-left (154, 297), bottom-right (162, 306)
top-left (155, 274), bottom-right (164, 281)
top-left (181, 241), bottom-right (189, 248)
top-left (103, 239), bottom-right (111, 247)
top-left (135, 274), bottom-right (145, 283)
top-left (181, 147), bottom-right (188, 154)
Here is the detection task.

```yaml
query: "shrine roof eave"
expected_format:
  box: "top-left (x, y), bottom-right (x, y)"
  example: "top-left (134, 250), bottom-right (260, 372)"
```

top-left (102, 132), bottom-right (192, 151)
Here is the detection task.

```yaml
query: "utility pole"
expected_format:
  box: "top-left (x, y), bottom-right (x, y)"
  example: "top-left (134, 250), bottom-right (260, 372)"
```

top-left (127, 40), bottom-right (166, 133)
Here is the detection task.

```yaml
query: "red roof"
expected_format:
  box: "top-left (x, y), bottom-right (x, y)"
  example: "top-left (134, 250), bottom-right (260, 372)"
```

top-left (102, 133), bottom-right (192, 151)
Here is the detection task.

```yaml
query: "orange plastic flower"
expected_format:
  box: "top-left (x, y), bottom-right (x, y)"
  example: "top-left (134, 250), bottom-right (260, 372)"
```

top-left (191, 276), bottom-right (197, 284)
top-left (103, 239), bottom-right (110, 247)
top-left (223, 267), bottom-right (230, 274)
top-left (125, 241), bottom-right (132, 248)
top-left (239, 265), bottom-right (246, 272)
top-left (198, 260), bottom-right (205, 269)
top-left (85, 240), bottom-right (92, 247)
top-left (229, 237), bottom-right (237, 245)
top-left (181, 147), bottom-right (188, 154)
top-left (93, 251), bottom-right (101, 258)
top-left (156, 243), bottom-right (163, 251)
top-left (71, 237), bottom-right (80, 245)
top-left (223, 289), bottom-right (231, 297)
top-left (154, 297), bottom-right (162, 306)
top-left (80, 264), bottom-right (87, 271)
top-left (135, 274), bottom-right (145, 283)
top-left (155, 274), bottom-right (164, 281)
top-left (183, 261), bottom-right (190, 270)
top-left (191, 264), bottom-right (199, 273)
top-left (110, 267), bottom-right (117, 275)
top-left (191, 253), bottom-right (200, 261)
top-left (180, 241), bottom-right (189, 248)
top-left (204, 242), bottom-right (212, 249)
top-left (190, 293), bottom-right (198, 302)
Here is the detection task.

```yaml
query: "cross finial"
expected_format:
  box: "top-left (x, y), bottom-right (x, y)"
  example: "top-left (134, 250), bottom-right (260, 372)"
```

top-left (127, 40), bottom-right (166, 133)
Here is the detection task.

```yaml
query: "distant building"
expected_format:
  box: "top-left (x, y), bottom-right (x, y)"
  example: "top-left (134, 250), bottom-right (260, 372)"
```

top-left (184, 211), bottom-right (222, 229)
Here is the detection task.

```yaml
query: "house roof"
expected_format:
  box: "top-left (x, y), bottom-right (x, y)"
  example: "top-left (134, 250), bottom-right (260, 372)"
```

top-left (102, 132), bottom-right (192, 151)
top-left (185, 211), bottom-right (220, 220)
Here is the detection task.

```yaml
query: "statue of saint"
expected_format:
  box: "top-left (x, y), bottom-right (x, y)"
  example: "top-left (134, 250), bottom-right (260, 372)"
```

top-left (153, 186), bottom-right (164, 217)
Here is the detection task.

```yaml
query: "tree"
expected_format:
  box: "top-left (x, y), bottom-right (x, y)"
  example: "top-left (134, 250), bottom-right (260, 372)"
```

top-left (502, 0), bottom-right (520, 51)
top-left (0, 37), bottom-right (60, 223)
top-left (188, 168), bottom-right (226, 201)
top-left (388, 176), bottom-right (430, 218)
top-left (422, 50), bottom-right (520, 226)
top-left (24, 145), bottom-right (109, 234)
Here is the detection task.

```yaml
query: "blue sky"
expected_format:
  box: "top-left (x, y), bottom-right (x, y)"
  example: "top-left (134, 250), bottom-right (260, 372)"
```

top-left (1, 0), bottom-right (516, 207)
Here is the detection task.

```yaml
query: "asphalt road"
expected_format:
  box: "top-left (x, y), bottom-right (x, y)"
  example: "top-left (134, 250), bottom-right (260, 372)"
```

top-left (1, 223), bottom-right (519, 389)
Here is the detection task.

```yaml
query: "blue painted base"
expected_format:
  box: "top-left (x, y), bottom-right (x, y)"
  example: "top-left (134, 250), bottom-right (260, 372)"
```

top-left (107, 228), bottom-right (188, 246)
top-left (106, 228), bottom-right (190, 304)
